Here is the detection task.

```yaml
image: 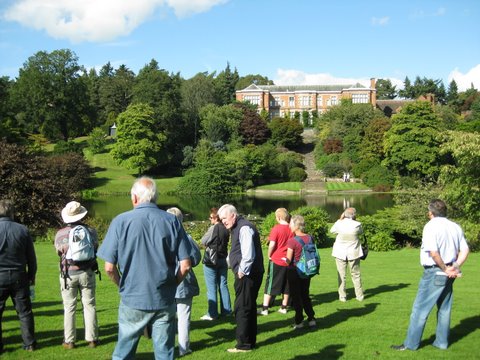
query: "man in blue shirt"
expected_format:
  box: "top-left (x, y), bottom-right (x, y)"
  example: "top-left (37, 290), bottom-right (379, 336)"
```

top-left (98, 177), bottom-right (192, 360)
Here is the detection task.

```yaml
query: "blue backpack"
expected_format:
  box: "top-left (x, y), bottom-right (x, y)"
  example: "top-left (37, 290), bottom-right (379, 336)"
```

top-left (294, 235), bottom-right (320, 278)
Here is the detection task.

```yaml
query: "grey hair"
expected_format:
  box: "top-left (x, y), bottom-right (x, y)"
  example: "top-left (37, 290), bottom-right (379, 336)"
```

top-left (218, 204), bottom-right (238, 218)
top-left (290, 214), bottom-right (305, 232)
top-left (428, 199), bottom-right (447, 217)
top-left (167, 207), bottom-right (183, 223)
top-left (131, 176), bottom-right (158, 204)
top-left (343, 207), bottom-right (357, 219)
top-left (0, 199), bottom-right (14, 218)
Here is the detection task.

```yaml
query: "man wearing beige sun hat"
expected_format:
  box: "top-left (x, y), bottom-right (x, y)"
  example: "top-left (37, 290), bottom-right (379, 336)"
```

top-left (54, 201), bottom-right (99, 350)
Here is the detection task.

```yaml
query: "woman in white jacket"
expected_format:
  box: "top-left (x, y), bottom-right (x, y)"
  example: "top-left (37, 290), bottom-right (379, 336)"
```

top-left (330, 207), bottom-right (364, 302)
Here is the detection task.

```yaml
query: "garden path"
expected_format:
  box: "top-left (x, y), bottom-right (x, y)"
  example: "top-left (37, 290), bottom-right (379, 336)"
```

top-left (300, 129), bottom-right (326, 193)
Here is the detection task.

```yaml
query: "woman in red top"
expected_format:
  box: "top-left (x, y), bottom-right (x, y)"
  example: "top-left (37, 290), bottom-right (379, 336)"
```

top-left (285, 215), bottom-right (316, 329)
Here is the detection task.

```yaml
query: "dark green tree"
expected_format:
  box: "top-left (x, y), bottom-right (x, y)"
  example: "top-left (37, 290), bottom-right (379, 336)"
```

top-left (235, 74), bottom-right (274, 90)
top-left (213, 62), bottom-right (239, 105)
top-left (269, 117), bottom-right (303, 149)
top-left (376, 79), bottom-right (397, 99)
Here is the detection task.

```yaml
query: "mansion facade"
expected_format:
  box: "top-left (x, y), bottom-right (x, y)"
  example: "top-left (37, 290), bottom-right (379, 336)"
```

top-left (235, 78), bottom-right (377, 118)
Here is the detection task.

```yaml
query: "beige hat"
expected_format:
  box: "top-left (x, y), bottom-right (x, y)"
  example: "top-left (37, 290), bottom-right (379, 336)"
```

top-left (61, 201), bottom-right (88, 223)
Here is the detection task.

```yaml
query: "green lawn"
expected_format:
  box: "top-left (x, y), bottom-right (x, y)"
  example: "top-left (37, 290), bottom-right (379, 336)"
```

top-left (254, 182), bottom-right (302, 191)
top-left (326, 182), bottom-right (370, 191)
top-left (2, 244), bottom-right (478, 359)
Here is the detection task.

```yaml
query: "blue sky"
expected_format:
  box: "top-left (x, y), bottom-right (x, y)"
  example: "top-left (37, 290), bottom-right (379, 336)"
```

top-left (1, 0), bottom-right (479, 91)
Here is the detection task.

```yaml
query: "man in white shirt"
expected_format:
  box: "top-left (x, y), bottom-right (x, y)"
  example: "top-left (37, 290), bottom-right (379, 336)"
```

top-left (392, 199), bottom-right (469, 351)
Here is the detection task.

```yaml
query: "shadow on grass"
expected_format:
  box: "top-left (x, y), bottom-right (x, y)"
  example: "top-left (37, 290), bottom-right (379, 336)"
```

top-left (288, 344), bottom-right (345, 360)
top-left (311, 283), bottom-right (410, 306)
top-left (255, 303), bottom-right (379, 348)
top-left (421, 314), bottom-right (480, 348)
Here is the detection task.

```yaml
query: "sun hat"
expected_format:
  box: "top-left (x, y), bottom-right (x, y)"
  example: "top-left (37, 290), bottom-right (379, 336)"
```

top-left (61, 201), bottom-right (88, 223)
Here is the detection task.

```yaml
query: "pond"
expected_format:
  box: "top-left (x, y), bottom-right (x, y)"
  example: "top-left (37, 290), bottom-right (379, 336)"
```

top-left (85, 192), bottom-right (394, 223)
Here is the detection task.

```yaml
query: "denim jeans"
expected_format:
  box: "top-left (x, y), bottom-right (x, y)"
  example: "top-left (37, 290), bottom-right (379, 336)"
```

top-left (113, 301), bottom-right (175, 360)
top-left (203, 258), bottom-right (231, 318)
top-left (0, 271), bottom-right (35, 350)
top-left (176, 297), bottom-right (192, 356)
top-left (403, 268), bottom-right (455, 350)
top-left (60, 269), bottom-right (98, 343)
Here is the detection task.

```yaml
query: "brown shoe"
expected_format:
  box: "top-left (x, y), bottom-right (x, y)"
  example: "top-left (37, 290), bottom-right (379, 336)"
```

top-left (88, 340), bottom-right (99, 348)
top-left (62, 342), bottom-right (75, 349)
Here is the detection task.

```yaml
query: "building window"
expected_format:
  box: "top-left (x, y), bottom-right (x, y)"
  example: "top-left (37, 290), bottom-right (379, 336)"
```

top-left (331, 96), bottom-right (337, 106)
top-left (300, 96), bottom-right (311, 107)
top-left (317, 96), bottom-right (323, 107)
top-left (244, 95), bottom-right (260, 105)
top-left (352, 93), bottom-right (369, 104)
top-left (289, 96), bottom-right (295, 107)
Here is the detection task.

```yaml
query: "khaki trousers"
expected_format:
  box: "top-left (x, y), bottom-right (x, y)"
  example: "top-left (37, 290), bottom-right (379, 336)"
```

top-left (335, 258), bottom-right (364, 300)
top-left (60, 269), bottom-right (98, 343)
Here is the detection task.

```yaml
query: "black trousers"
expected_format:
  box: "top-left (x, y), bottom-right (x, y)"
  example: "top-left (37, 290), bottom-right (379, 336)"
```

top-left (287, 268), bottom-right (315, 325)
top-left (233, 272), bottom-right (263, 350)
top-left (0, 271), bottom-right (35, 350)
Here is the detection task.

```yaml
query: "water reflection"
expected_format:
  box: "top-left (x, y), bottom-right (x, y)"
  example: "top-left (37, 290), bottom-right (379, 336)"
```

top-left (86, 193), bottom-right (393, 222)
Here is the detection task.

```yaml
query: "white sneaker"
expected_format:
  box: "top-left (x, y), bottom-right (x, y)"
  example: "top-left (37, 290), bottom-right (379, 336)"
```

top-left (293, 322), bottom-right (304, 329)
top-left (200, 314), bottom-right (214, 321)
top-left (257, 308), bottom-right (268, 316)
top-left (356, 296), bottom-right (364, 302)
top-left (339, 297), bottom-right (347, 302)
top-left (278, 308), bottom-right (287, 314)
top-left (308, 319), bottom-right (317, 327)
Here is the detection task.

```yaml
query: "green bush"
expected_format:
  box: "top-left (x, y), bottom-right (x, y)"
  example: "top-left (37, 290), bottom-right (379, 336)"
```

top-left (458, 219), bottom-right (480, 252)
top-left (322, 162), bottom-right (345, 177)
top-left (258, 212), bottom-right (277, 241)
top-left (291, 206), bottom-right (330, 247)
top-left (53, 140), bottom-right (83, 155)
top-left (88, 127), bottom-right (108, 154)
top-left (367, 231), bottom-right (397, 251)
top-left (288, 167), bottom-right (307, 182)
top-left (362, 164), bottom-right (395, 191)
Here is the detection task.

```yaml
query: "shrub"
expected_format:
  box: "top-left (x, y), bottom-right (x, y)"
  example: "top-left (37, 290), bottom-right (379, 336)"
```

top-left (362, 164), bottom-right (395, 191)
top-left (258, 212), bottom-right (277, 242)
top-left (88, 127), bottom-right (108, 154)
top-left (367, 231), bottom-right (397, 251)
top-left (269, 117), bottom-right (303, 149)
top-left (288, 167), bottom-right (307, 182)
top-left (291, 206), bottom-right (330, 247)
top-left (458, 219), bottom-right (480, 252)
top-left (53, 140), bottom-right (83, 155)
top-left (322, 162), bottom-right (345, 177)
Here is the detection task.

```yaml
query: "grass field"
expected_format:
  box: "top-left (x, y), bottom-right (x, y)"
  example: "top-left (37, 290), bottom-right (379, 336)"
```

top-left (254, 182), bottom-right (302, 191)
top-left (326, 182), bottom-right (370, 191)
top-left (2, 243), bottom-right (478, 360)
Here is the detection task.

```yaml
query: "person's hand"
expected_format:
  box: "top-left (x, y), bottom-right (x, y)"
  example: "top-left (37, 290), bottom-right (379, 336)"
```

top-left (445, 266), bottom-right (460, 278)
top-left (237, 271), bottom-right (244, 279)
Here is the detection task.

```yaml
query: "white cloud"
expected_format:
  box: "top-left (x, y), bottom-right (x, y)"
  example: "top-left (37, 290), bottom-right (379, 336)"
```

top-left (371, 16), bottom-right (389, 26)
top-left (2, 0), bottom-right (228, 43)
top-left (448, 64), bottom-right (480, 91)
top-left (274, 69), bottom-right (372, 88)
top-left (410, 7), bottom-right (446, 19)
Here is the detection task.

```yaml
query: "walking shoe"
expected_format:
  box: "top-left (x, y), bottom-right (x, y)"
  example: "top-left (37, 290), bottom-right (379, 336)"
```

top-left (62, 342), bottom-right (75, 349)
top-left (339, 297), bottom-right (347, 302)
top-left (356, 296), bottom-right (364, 302)
top-left (88, 340), bottom-right (99, 348)
top-left (391, 344), bottom-right (408, 351)
top-left (179, 349), bottom-right (192, 356)
top-left (308, 319), bottom-right (317, 327)
top-left (227, 348), bottom-right (251, 353)
top-left (200, 314), bottom-right (214, 321)
top-left (292, 322), bottom-right (304, 329)
top-left (278, 308), bottom-right (287, 314)
top-left (257, 308), bottom-right (268, 316)
top-left (24, 344), bottom-right (36, 352)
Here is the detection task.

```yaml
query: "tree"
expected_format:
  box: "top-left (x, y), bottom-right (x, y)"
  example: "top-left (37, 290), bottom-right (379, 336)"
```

top-left (181, 72), bottom-right (216, 145)
top-left (11, 49), bottom-right (89, 140)
top-left (233, 102), bottom-right (270, 145)
top-left (269, 117), bottom-right (303, 149)
top-left (235, 74), bottom-right (274, 90)
top-left (376, 79), bottom-right (397, 99)
top-left (398, 76), bottom-right (413, 99)
top-left (438, 131), bottom-right (480, 221)
top-left (111, 103), bottom-right (167, 174)
top-left (383, 101), bottom-right (442, 181)
top-left (199, 104), bottom-right (243, 144)
top-left (213, 62), bottom-right (239, 105)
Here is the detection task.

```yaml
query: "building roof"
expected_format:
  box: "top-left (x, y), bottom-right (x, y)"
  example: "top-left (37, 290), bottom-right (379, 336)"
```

top-left (239, 83), bottom-right (368, 92)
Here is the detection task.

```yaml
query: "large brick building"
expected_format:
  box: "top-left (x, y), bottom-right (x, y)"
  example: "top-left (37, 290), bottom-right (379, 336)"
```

top-left (235, 78), bottom-right (377, 118)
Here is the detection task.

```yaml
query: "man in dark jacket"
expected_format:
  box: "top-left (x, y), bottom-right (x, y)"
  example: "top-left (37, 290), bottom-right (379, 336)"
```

top-left (218, 204), bottom-right (264, 353)
top-left (0, 200), bottom-right (37, 352)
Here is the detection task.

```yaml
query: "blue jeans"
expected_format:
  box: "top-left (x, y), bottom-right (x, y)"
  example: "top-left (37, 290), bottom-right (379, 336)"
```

top-left (404, 268), bottom-right (455, 350)
top-left (113, 301), bottom-right (175, 360)
top-left (203, 258), bottom-right (231, 318)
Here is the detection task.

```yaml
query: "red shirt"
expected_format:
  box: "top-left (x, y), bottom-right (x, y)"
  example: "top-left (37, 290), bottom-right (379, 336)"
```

top-left (269, 224), bottom-right (293, 266)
